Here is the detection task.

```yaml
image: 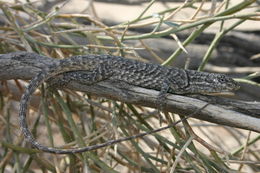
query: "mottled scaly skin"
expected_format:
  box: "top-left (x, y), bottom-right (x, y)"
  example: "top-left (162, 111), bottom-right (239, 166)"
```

top-left (19, 54), bottom-right (239, 154)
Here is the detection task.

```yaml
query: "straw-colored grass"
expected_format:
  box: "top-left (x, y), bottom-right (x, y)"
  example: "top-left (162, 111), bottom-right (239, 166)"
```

top-left (0, 0), bottom-right (259, 172)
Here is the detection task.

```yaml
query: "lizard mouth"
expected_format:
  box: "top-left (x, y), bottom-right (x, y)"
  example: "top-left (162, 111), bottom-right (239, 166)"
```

top-left (206, 91), bottom-right (236, 96)
top-left (206, 83), bottom-right (240, 96)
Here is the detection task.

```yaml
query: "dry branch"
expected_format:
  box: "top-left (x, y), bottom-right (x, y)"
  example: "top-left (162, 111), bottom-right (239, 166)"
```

top-left (0, 52), bottom-right (259, 132)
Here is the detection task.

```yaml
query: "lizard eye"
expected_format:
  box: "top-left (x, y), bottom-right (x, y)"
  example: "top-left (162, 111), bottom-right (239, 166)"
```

top-left (218, 76), bottom-right (227, 83)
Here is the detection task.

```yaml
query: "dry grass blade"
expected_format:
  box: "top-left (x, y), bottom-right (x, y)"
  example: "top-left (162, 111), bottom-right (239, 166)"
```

top-left (0, 0), bottom-right (259, 173)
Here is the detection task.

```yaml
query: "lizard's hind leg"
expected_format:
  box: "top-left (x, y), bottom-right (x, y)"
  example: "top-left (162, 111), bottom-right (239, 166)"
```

top-left (47, 66), bottom-right (113, 89)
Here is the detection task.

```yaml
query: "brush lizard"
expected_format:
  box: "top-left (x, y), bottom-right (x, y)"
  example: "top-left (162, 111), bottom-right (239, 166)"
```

top-left (19, 54), bottom-right (239, 154)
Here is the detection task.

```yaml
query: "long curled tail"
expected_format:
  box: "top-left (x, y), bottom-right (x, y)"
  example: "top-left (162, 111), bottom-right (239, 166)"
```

top-left (18, 58), bottom-right (98, 154)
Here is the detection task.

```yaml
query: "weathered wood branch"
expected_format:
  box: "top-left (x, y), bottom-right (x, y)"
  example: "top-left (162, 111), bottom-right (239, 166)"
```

top-left (0, 52), bottom-right (259, 132)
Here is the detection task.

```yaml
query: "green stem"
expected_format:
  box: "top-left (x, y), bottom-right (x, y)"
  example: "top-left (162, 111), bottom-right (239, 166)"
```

top-left (162, 23), bottom-right (210, 66)
top-left (198, 19), bottom-right (246, 71)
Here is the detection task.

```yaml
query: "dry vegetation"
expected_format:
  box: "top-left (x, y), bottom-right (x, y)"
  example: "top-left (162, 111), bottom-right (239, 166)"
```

top-left (0, 0), bottom-right (259, 172)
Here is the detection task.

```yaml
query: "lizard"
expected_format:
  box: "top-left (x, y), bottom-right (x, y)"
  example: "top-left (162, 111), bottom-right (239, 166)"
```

top-left (19, 53), bottom-right (240, 154)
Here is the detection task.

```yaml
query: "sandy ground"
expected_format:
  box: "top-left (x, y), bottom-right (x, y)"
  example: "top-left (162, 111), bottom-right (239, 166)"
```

top-left (2, 0), bottom-right (260, 31)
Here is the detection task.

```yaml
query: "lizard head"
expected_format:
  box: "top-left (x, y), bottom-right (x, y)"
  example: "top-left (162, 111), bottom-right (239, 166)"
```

top-left (169, 70), bottom-right (240, 95)
top-left (205, 73), bottom-right (240, 95)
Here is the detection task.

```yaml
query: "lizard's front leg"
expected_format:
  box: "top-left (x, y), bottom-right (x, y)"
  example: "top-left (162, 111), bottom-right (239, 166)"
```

top-left (157, 81), bottom-right (170, 108)
top-left (156, 80), bottom-right (172, 123)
